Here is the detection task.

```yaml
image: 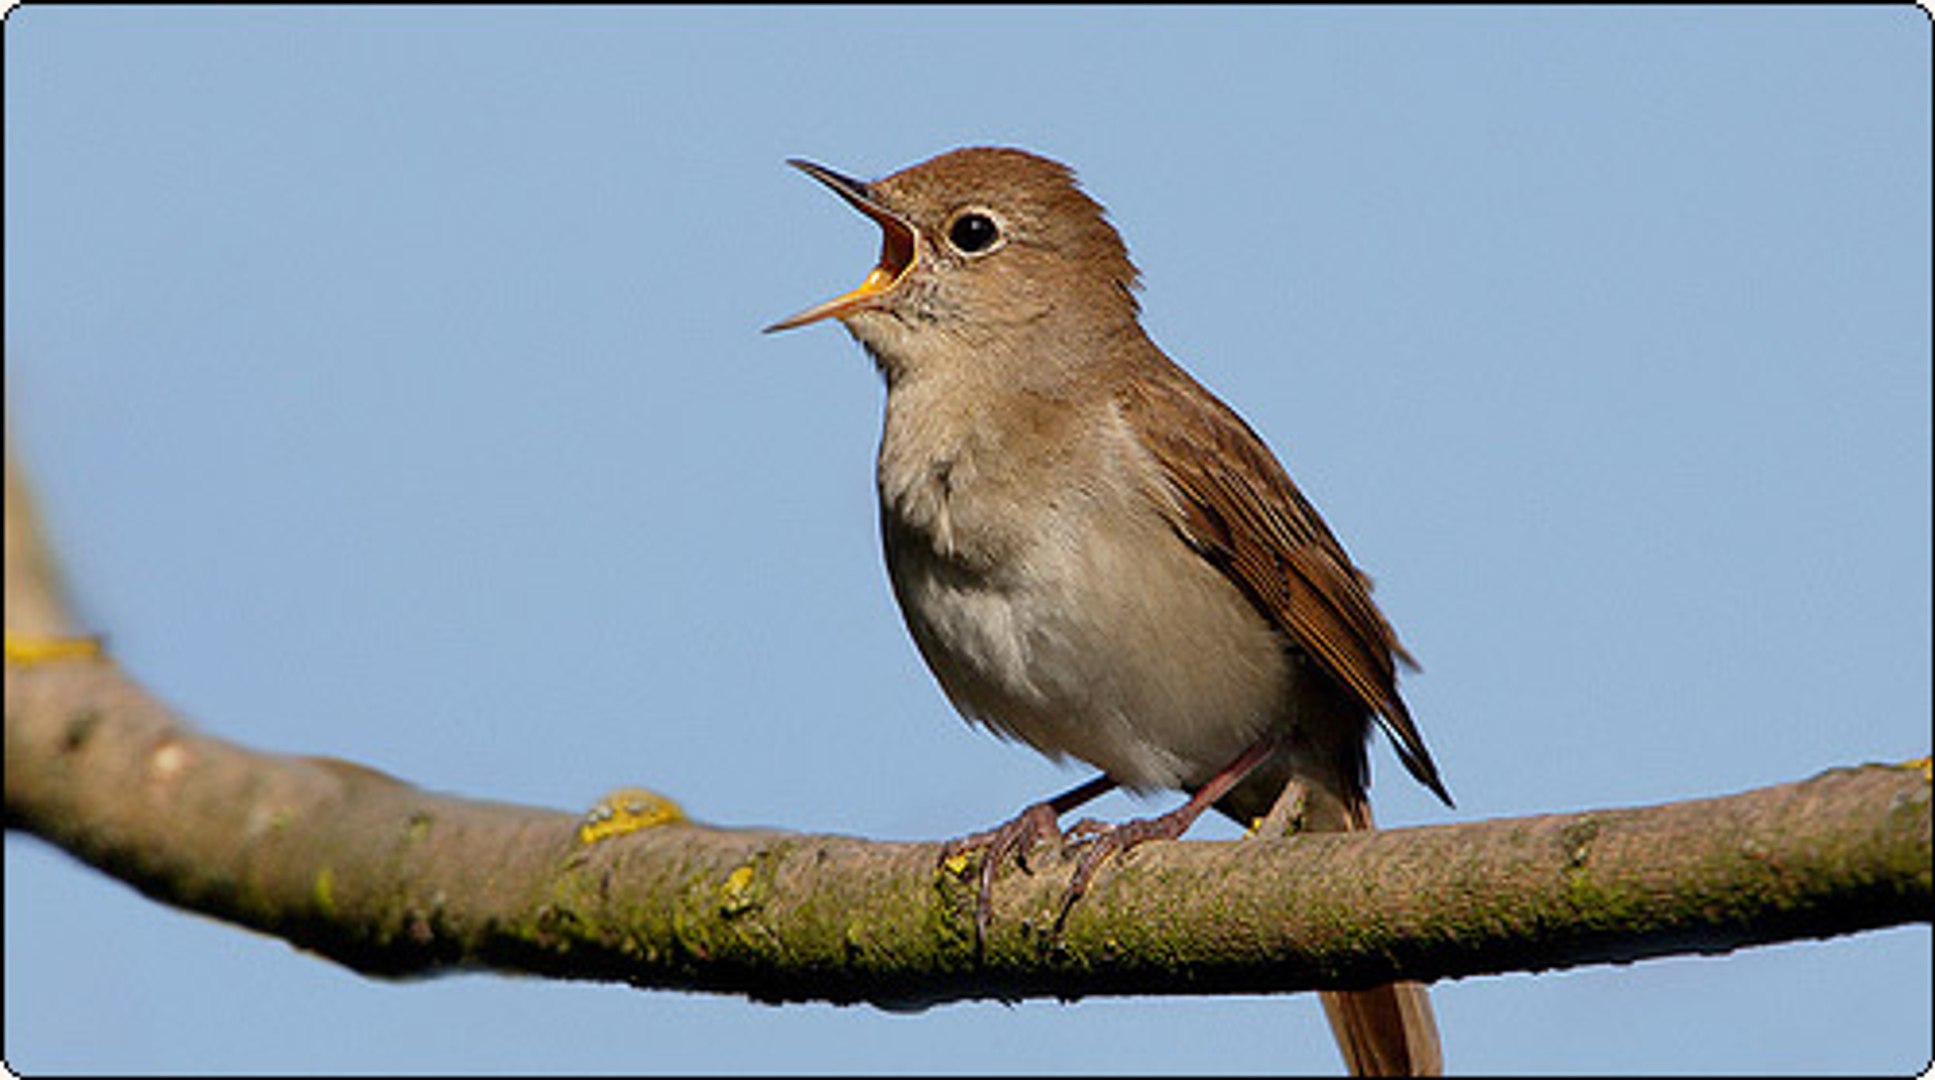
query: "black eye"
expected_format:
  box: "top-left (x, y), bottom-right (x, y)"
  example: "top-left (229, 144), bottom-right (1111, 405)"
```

top-left (948, 212), bottom-right (999, 254)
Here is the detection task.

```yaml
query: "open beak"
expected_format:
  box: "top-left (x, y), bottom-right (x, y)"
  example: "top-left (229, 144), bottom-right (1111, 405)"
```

top-left (764, 159), bottom-right (919, 333)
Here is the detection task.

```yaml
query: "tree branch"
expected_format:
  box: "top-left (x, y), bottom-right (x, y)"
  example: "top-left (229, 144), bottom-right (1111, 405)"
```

top-left (6, 653), bottom-right (1928, 1006)
top-left (6, 442), bottom-right (1931, 1007)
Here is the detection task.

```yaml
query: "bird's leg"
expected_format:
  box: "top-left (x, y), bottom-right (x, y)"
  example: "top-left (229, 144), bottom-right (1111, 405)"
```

top-left (941, 773), bottom-right (1117, 941)
top-left (1057, 737), bottom-right (1279, 929)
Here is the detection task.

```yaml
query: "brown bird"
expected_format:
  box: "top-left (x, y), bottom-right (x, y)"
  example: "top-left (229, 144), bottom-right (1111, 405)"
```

top-left (768, 147), bottom-right (1452, 1076)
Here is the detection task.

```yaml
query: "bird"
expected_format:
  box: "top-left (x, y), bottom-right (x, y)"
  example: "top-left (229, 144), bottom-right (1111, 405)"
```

top-left (766, 146), bottom-right (1452, 1076)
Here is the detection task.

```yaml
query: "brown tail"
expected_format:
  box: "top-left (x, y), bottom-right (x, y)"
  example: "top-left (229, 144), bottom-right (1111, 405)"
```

top-left (1222, 758), bottom-right (1444, 1076)
top-left (1315, 791), bottom-right (1443, 1076)
top-left (1321, 980), bottom-right (1442, 1076)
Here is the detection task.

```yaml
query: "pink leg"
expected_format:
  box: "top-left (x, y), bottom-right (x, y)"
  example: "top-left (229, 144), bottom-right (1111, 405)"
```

top-left (1058, 738), bottom-right (1278, 927)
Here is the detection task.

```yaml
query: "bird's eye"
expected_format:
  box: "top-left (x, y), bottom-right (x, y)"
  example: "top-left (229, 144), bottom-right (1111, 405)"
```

top-left (947, 212), bottom-right (1000, 255)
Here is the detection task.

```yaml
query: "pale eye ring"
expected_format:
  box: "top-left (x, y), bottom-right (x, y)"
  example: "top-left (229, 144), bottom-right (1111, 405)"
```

top-left (946, 210), bottom-right (1001, 255)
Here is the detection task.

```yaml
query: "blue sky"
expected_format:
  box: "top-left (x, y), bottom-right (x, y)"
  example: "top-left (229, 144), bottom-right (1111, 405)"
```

top-left (5, 6), bottom-right (1929, 1074)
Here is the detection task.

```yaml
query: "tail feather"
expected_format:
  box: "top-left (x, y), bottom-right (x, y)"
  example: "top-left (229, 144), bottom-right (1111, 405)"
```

top-left (1219, 752), bottom-right (1443, 1077)
top-left (1321, 981), bottom-right (1442, 1076)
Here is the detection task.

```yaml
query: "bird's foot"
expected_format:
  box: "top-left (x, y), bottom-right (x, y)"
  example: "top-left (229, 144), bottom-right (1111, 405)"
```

top-left (940, 800), bottom-right (1066, 943)
top-left (939, 773), bottom-right (1118, 943)
top-left (1057, 804), bottom-right (1201, 929)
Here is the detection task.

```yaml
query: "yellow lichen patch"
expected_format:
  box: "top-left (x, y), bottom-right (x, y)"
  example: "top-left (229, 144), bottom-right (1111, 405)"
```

top-left (719, 864), bottom-right (759, 917)
top-left (941, 851), bottom-right (973, 877)
top-left (578, 787), bottom-right (686, 844)
top-left (314, 867), bottom-right (337, 917)
top-left (3, 634), bottom-right (105, 664)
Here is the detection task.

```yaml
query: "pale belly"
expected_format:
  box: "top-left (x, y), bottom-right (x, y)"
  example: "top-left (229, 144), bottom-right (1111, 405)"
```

top-left (884, 501), bottom-right (1295, 792)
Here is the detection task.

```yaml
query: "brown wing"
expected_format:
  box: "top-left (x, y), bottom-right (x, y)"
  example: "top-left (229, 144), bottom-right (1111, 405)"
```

top-left (1118, 357), bottom-right (1451, 806)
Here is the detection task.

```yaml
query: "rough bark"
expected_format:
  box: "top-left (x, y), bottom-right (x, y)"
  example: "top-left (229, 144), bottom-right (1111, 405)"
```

top-left (6, 655), bottom-right (1928, 1006)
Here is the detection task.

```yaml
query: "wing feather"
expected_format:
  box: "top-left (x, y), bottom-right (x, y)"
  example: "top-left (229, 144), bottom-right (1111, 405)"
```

top-left (1118, 360), bottom-right (1450, 805)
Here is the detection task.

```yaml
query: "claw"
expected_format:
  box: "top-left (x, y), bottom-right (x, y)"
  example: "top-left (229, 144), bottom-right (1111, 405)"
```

top-left (1053, 738), bottom-right (1282, 931)
top-left (1055, 808), bottom-right (1199, 930)
top-left (940, 801), bottom-right (1065, 941)
top-left (938, 773), bottom-right (1117, 943)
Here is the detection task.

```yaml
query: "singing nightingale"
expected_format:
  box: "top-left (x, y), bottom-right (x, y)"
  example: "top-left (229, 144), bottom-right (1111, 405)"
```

top-left (767, 147), bottom-right (1452, 1076)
